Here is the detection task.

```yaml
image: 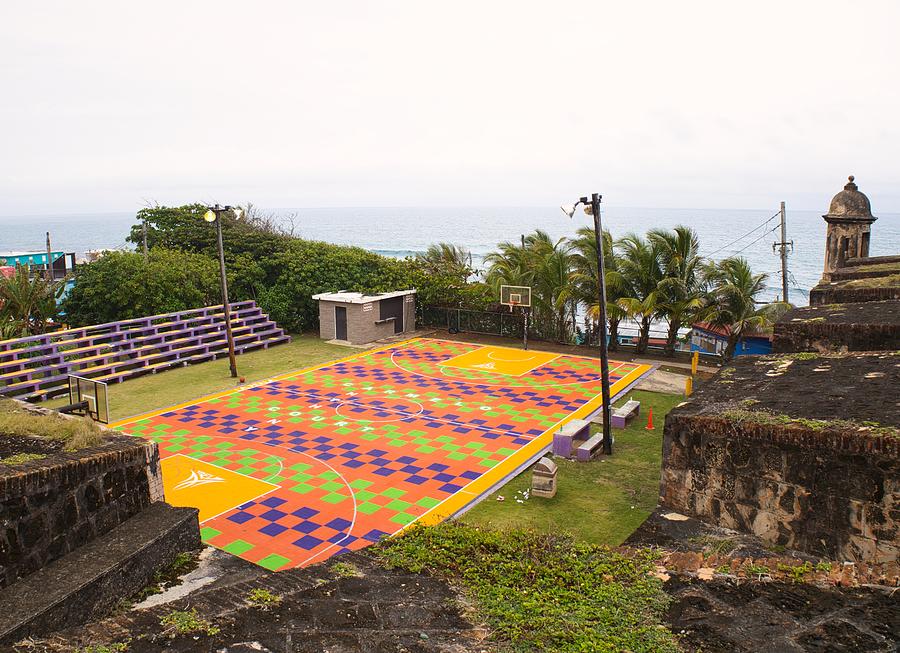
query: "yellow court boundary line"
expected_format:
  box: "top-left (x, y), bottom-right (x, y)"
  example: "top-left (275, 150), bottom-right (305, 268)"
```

top-left (405, 360), bottom-right (653, 527)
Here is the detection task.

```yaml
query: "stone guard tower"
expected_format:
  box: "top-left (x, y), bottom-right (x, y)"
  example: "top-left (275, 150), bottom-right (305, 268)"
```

top-left (820, 176), bottom-right (877, 282)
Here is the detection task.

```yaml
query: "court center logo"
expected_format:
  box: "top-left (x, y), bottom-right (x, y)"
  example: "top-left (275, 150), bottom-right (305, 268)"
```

top-left (174, 469), bottom-right (226, 491)
top-left (471, 362), bottom-right (496, 370)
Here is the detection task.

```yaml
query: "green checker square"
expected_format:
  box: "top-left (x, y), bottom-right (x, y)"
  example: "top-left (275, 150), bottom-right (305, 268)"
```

top-left (319, 470), bottom-right (339, 480)
top-left (165, 444), bottom-right (185, 453)
top-left (350, 479), bottom-right (373, 490)
top-left (387, 439), bottom-right (407, 447)
top-left (289, 462), bottom-right (312, 472)
top-left (356, 501), bottom-right (382, 515)
top-left (446, 452), bottom-right (468, 461)
top-left (416, 496), bottom-right (442, 509)
top-left (319, 480), bottom-right (343, 493)
top-left (222, 539), bottom-right (254, 555)
top-left (287, 417), bottom-right (304, 424)
top-left (200, 527), bottom-right (222, 540)
top-left (214, 442), bottom-right (233, 450)
top-left (237, 466), bottom-right (257, 476)
top-left (478, 458), bottom-right (498, 468)
top-left (381, 487), bottom-right (406, 499)
top-left (415, 445), bottom-right (437, 454)
top-left (385, 499), bottom-right (411, 512)
top-left (320, 492), bottom-right (348, 504)
top-left (257, 554), bottom-right (291, 571)
top-left (289, 482), bottom-right (316, 494)
top-left (496, 447), bottom-right (517, 456)
top-left (354, 490), bottom-right (377, 502)
top-left (335, 428), bottom-right (353, 435)
top-left (359, 432), bottom-right (380, 441)
top-left (435, 436), bottom-right (454, 444)
top-left (389, 512), bottom-right (418, 526)
top-left (441, 444), bottom-right (461, 453)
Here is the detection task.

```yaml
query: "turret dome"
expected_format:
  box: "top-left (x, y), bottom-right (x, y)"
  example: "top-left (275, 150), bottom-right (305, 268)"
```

top-left (824, 176), bottom-right (876, 223)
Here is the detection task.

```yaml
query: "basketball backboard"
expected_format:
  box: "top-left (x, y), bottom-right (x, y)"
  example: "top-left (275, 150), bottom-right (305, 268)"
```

top-left (67, 375), bottom-right (109, 424)
top-left (500, 285), bottom-right (532, 309)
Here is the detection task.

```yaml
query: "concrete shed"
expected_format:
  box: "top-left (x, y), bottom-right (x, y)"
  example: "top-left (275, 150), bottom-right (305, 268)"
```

top-left (312, 290), bottom-right (416, 345)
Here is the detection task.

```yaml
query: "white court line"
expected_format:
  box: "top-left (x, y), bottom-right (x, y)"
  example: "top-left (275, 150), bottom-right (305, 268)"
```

top-left (145, 434), bottom-right (358, 569)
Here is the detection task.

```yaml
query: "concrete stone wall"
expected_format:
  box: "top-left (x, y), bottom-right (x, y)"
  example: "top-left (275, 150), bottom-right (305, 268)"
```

top-left (0, 434), bottom-right (162, 588)
top-left (660, 413), bottom-right (899, 563)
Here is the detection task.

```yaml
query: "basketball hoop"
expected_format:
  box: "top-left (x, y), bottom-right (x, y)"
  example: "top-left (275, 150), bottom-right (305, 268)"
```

top-left (508, 299), bottom-right (519, 313)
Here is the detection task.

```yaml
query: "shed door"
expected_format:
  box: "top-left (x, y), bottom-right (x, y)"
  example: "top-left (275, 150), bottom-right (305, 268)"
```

top-left (335, 306), bottom-right (348, 340)
top-left (379, 297), bottom-right (404, 333)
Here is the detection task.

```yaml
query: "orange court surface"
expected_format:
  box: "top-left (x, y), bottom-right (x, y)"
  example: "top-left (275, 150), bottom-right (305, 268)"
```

top-left (113, 338), bottom-right (652, 571)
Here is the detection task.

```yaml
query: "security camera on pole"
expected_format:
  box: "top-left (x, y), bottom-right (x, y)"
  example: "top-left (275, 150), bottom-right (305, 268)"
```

top-left (561, 194), bottom-right (613, 455)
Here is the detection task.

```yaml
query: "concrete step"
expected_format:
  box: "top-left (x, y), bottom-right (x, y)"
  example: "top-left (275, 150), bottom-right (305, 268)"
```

top-left (0, 502), bottom-right (199, 644)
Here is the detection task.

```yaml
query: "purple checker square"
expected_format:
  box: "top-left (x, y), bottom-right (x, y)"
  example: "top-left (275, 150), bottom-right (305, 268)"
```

top-left (439, 483), bottom-right (462, 493)
top-left (373, 467), bottom-right (395, 477)
top-left (292, 507), bottom-right (319, 518)
top-left (260, 509), bottom-right (287, 522)
top-left (326, 517), bottom-right (352, 531)
top-left (292, 520), bottom-right (319, 534)
top-left (293, 534), bottom-right (324, 550)
top-left (259, 523), bottom-right (288, 536)
top-left (227, 511), bottom-right (255, 525)
top-left (363, 528), bottom-right (389, 543)
top-left (405, 475), bottom-right (428, 485)
top-left (260, 496), bottom-right (287, 508)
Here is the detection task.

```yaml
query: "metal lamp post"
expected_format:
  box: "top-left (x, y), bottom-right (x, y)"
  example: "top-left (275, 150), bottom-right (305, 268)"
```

top-left (204, 204), bottom-right (241, 378)
top-left (561, 193), bottom-right (613, 455)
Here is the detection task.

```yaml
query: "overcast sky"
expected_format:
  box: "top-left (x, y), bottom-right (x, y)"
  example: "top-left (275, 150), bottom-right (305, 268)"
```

top-left (2, 1), bottom-right (898, 215)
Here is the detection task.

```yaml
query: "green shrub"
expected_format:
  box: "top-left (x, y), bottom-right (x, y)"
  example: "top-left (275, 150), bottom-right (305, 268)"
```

top-left (376, 522), bottom-right (679, 652)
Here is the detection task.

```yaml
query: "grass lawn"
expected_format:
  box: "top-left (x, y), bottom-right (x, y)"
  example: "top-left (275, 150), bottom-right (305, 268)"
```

top-left (462, 389), bottom-right (684, 546)
top-left (47, 335), bottom-right (350, 422)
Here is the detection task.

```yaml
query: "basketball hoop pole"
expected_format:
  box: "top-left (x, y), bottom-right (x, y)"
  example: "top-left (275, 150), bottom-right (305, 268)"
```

top-left (510, 301), bottom-right (527, 350)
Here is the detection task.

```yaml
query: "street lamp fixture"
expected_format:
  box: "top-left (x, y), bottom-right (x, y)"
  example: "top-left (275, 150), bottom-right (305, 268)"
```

top-left (561, 193), bottom-right (614, 455)
top-left (204, 204), bottom-right (241, 378)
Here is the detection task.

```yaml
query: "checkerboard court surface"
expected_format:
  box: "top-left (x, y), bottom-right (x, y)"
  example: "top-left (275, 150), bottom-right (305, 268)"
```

top-left (114, 338), bottom-right (651, 571)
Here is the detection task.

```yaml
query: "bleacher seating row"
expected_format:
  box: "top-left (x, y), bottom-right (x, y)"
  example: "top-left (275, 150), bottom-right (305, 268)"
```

top-left (0, 301), bottom-right (290, 400)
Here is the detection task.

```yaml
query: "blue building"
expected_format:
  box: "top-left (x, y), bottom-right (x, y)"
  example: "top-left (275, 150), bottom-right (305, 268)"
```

top-left (690, 322), bottom-right (773, 357)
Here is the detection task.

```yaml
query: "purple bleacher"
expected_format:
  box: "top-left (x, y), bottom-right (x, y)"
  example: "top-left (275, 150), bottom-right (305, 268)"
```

top-left (0, 301), bottom-right (290, 400)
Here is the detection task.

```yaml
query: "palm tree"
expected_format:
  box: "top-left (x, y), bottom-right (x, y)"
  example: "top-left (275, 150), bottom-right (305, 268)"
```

top-left (647, 226), bottom-right (705, 355)
top-left (701, 257), bottom-right (788, 359)
top-left (0, 266), bottom-right (64, 337)
top-left (569, 226), bottom-right (626, 350)
top-left (485, 231), bottom-right (575, 342)
top-left (615, 233), bottom-right (664, 354)
top-left (417, 243), bottom-right (473, 280)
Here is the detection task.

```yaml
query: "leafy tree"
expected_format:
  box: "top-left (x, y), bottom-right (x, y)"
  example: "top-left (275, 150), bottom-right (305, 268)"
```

top-left (615, 233), bottom-right (664, 354)
top-left (647, 226), bottom-right (705, 355)
top-left (0, 266), bottom-right (64, 336)
top-left (60, 249), bottom-right (221, 326)
top-left (700, 256), bottom-right (789, 359)
top-left (485, 231), bottom-right (574, 342)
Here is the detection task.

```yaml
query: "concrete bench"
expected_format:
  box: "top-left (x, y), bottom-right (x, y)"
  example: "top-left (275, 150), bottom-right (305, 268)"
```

top-left (576, 433), bottom-right (605, 461)
top-left (552, 418), bottom-right (591, 458)
top-left (611, 399), bottom-right (641, 429)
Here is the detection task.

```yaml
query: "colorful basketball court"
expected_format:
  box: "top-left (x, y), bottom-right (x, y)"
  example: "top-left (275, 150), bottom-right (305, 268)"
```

top-left (112, 338), bottom-right (651, 571)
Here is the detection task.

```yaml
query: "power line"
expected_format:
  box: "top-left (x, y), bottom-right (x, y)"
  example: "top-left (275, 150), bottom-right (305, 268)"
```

top-left (703, 211), bottom-right (781, 258)
top-left (731, 224), bottom-right (781, 256)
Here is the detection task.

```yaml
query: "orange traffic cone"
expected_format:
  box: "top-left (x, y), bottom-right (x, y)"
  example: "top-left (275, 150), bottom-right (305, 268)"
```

top-left (645, 407), bottom-right (655, 431)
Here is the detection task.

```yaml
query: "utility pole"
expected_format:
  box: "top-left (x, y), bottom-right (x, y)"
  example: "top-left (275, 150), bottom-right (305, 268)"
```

top-left (142, 219), bottom-right (149, 263)
top-left (772, 201), bottom-right (793, 303)
top-left (45, 232), bottom-right (53, 281)
top-left (588, 193), bottom-right (613, 456)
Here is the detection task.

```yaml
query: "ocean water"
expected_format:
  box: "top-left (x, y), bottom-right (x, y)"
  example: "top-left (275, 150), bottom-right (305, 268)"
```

top-left (2, 206), bottom-right (899, 307)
